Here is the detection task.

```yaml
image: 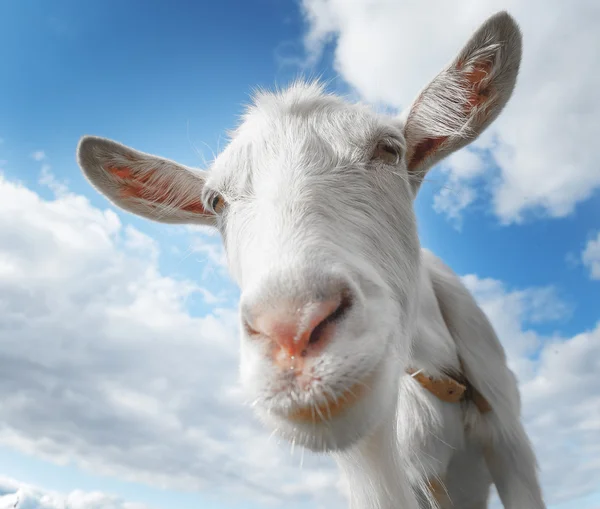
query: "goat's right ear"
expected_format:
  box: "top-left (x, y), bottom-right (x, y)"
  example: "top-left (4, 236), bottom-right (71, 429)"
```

top-left (401, 11), bottom-right (522, 191)
top-left (77, 136), bottom-right (215, 225)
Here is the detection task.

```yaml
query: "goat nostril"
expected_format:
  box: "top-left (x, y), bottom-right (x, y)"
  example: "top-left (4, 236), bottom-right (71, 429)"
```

top-left (307, 320), bottom-right (327, 346)
top-left (308, 291), bottom-right (353, 346)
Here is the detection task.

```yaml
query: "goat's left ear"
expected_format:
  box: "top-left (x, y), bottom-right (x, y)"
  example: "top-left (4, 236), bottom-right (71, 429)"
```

top-left (77, 136), bottom-right (216, 225)
top-left (402, 11), bottom-right (522, 189)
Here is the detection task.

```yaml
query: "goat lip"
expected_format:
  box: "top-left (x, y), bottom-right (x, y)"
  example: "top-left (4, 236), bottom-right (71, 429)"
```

top-left (284, 376), bottom-right (373, 424)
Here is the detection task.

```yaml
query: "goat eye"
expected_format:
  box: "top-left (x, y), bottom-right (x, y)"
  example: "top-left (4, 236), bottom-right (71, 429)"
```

top-left (210, 194), bottom-right (226, 214)
top-left (373, 142), bottom-right (401, 165)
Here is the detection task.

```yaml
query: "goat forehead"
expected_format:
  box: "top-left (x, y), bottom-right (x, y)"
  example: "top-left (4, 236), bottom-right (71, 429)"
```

top-left (240, 92), bottom-right (381, 149)
top-left (211, 83), bottom-right (394, 190)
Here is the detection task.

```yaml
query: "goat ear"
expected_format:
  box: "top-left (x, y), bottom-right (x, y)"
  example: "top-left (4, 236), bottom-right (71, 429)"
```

top-left (77, 136), bottom-right (215, 225)
top-left (402, 11), bottom-right (522, 188)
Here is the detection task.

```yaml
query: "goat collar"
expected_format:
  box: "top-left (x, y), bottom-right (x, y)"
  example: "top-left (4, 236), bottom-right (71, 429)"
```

top-left (406, 368), bottom-right (492, 414)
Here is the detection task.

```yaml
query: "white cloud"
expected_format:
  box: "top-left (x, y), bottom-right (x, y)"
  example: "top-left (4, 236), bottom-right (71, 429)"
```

top-left (30, 150), bottom-right (46, 162)
top-left (432, 181), bottom-right (476, 228)
top-left (432, 148), bottom-right (488, 226)
top-left (0, 476), bottom-right (150, 509)
top-left (190, 236), bottom-right (229, 271)
top-left (300, 0), bottom-right (600, 224)
top-left (523, 324), bottom-right (600, 506)
top-left (38, 164), bottom-right (68, 196)
top-left (582, 231), bottom-right (600, 280)
top-left (0, 171), bottom-right (341, 508)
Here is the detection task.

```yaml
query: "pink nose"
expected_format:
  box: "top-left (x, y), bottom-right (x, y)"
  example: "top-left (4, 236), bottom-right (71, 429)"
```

top-left (244, 292), bottom-right (352, 361)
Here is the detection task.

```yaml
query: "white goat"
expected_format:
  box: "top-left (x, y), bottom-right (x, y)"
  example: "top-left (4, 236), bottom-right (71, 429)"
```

top-left (76, 11), bottom-right (546, 509)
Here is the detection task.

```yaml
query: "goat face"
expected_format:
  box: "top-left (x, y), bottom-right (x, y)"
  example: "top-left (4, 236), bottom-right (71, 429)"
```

top-left (77, 11), bottom-right (522, 452)
top-left (216, 85), bottom-right (421, 451)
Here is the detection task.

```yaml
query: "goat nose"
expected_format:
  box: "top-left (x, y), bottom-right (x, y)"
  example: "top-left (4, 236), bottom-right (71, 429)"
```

top-left (244, 292), bottom-right (352, 360)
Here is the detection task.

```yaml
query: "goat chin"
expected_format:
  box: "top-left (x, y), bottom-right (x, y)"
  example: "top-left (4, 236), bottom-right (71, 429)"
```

top-left (255, 355), bottom-right (400, 453)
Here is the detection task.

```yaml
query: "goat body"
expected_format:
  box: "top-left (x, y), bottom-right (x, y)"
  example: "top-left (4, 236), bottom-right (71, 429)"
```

top-left (334, 250), bottom-right (545, 508)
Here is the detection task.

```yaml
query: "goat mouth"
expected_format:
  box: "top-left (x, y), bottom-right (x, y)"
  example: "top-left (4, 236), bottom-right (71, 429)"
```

top-left (285, 375), bottom-right (373, 424)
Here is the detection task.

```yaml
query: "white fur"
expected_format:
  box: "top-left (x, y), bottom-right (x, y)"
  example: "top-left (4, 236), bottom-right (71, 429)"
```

top-left (76, 11), bottom-right (545, 509)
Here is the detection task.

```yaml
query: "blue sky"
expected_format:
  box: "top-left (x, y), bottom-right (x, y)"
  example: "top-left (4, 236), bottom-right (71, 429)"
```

top-left (0, 1), bottom-right (599, 508)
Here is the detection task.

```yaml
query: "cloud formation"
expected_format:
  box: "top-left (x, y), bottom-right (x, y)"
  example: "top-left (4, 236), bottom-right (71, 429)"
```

top-left (300, 0), bottom-right (600, 224)
top-left (0, 476), bottom-right (150, 509)
top-left (30, 150), bottom-right (46, 162)
top-left (582, 232), bottom-right (600, 280)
